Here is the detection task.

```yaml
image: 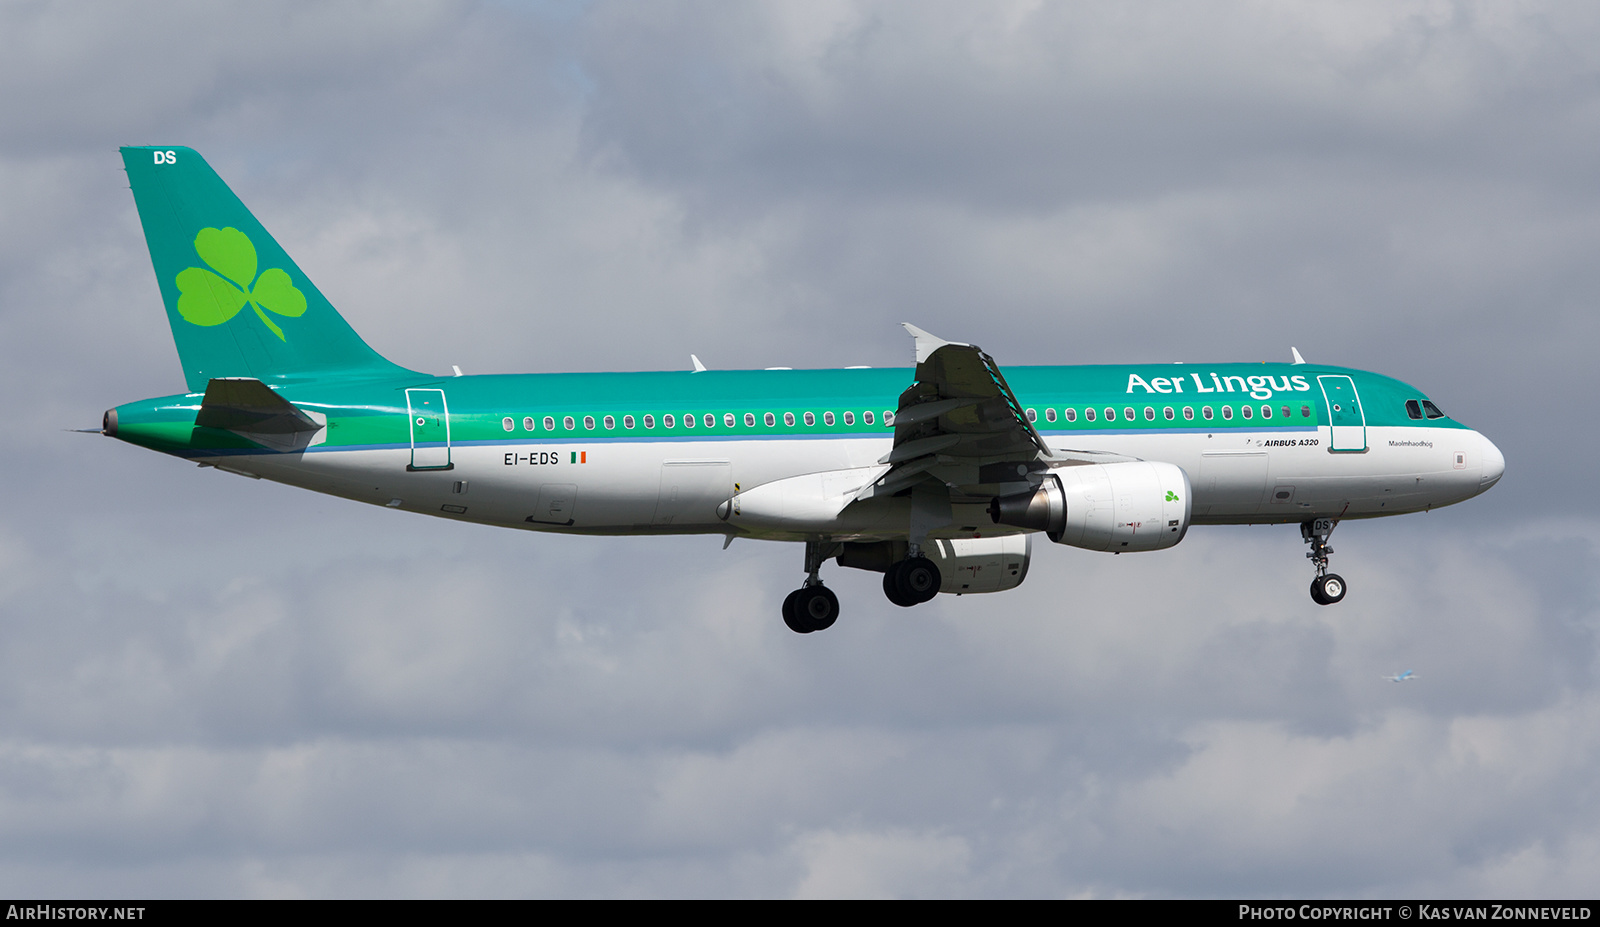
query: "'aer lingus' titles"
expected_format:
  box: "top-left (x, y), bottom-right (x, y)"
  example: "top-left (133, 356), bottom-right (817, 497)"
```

top-left (1126, 373), bottom-right (1312, 401)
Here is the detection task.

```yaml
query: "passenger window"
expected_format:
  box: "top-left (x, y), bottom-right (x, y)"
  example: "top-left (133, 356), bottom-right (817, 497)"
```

top-left (1124, 407), bottom-right (1135, 421)
top-left (664, 414), bottom-right (675, 428)
top-left (1065, 408), bottom-right (1077, 422)
top-left (1085, 407), bottom-right (1096, 422)
top-left (603, 415), bottom-right (615, 429)
top-left (1026, 408), bottom-right (1037, 422)
top-left (1045, 408), bottom-right (1057, 423)
top-left (744, 413), bottom-right (755, 427)
top-left (501, 417), bottom-right (514, 432)
top-left (1202, 406), bottom-right (1213, 420)
top-left (523, 416), bottom-right (535, 431)
top-left (1241, 405), bottom-right (1252, 419)
top-left (1144, 407), bottom-right (1154, 421)
top-left (725, 413), bottom-right (736, 428)
top-left (883, 411), bottom-right (894, 425)
top-left (784, 412), bottom-right (795, 426)
top-left (1301, 405), bottom-right (1311, 418)
top-left (684, 413), bottom-right (696, 428)
top-left (704, 413), bottom-right (715, 428)
top-left (824, 411), bottom-right (835, 426)
top-left (844, 411), bottom-right (855, 425)
top-left (1422, 400), bottom-right (1446, 419)
top-left (624, 415), bottom-right (635, 429)
top-left (1260, 405), bottom-right (1271, 419)
top-left (584, 415), bottom-right (596, 430)
top-left (804, 411), bottom-right (815, 426)
top-left (764, 412), bottom-right (776, 427)
top-left (643, 414), bottom-right (655, 429)
top-left (1164, 407), bottom-right (1174, 421)
top-left (1280, 406), bottom-right (1290, 419)
top-left (1104, 407), bottom-right (1115, 421)
top-left (1222, 406), bottom-right (1233, 420)
top-left (563, 415), bottom-right (575, 430)
top-left (864, 411), bottom-right (875, 425)
top-left (544, 416), bottom-right (555, 431)
top-left (1184, 407), bottom-right (1194, 420)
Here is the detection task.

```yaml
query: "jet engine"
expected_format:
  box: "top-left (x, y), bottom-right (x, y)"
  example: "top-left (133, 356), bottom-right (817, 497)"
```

top-left (989, 461), bottom-right (1191, 552)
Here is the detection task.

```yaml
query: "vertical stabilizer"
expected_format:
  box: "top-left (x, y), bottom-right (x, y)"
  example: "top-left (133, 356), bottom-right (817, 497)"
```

top-left (121, 146), bottom-right (416, 390)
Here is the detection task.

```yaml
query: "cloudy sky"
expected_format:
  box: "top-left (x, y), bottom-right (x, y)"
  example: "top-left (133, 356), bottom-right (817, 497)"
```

top-left (1, 0), bottom-right (1596, 898)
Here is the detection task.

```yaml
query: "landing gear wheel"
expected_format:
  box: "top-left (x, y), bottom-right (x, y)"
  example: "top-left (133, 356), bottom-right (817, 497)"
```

top-left (796, 585), bottom-right (840, 631)
top-left (883, 566), bottom-right (916, 607)
top-left (780, 592), bottom-right (806, 634)
top-left (895, 556), bottom-right (942, 605)
top-left (782, 589), bottom-right (811, 633)
top-left (784, 585), bottom-right (839, 632)
top-left (1311, 573), bottom-right (1346, 606)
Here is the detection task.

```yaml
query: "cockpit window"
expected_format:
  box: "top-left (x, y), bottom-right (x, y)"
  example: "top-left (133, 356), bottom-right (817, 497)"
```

top-left (1421, 400), bottom-right (1446, 419)
top-left (1405, 400), bottom-right (1423, 420)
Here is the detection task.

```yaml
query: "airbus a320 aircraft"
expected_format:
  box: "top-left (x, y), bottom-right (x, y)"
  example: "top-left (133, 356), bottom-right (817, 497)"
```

top-left (102, 147), bottom-right (1505, 633)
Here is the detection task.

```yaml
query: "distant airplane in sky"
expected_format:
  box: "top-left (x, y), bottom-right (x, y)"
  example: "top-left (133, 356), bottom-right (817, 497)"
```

top-left (1386, 671), bottom-right (1418, 683)
top-left (100, 147), bottom-right (1506, 634)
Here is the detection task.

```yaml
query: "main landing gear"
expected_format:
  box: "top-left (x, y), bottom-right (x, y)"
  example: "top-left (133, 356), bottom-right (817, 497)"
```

top-left (1301, 518), bottom-right (1347, 605)
top-left (779, 542), bottom-right (946, 632)
top-left (882, 554), bottom-right (941, 608)
top-left (783, 540), bottom-right (842, 634)
top-left (783, 585), bottom-right (839, 634)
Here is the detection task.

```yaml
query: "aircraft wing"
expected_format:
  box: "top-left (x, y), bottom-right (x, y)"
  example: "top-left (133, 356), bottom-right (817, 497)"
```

top-left (856, 325), bottom-right (1081, 503)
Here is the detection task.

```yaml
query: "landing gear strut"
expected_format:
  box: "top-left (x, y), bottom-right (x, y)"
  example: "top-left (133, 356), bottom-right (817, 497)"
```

top-left (783, 540), bottom-right (842, 634)
top-left (882, 551), bottom-right (941, 608)
top-left (1301, 518), bottom-right (1347, 605)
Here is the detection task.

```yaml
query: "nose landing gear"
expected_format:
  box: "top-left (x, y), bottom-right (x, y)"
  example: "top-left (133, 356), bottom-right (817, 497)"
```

top-left (1302, 518), bottom-right (1347, 605)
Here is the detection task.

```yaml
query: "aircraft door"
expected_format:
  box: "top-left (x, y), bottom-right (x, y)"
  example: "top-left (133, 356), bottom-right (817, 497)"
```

top-left (405, 388), bottom-right (453, 470)
top-left (1317, 375), bottom-right (1367, 452)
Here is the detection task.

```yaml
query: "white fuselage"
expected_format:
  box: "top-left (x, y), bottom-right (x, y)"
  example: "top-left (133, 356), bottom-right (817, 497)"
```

top-left (215, 421), bottom-right (1504, 542)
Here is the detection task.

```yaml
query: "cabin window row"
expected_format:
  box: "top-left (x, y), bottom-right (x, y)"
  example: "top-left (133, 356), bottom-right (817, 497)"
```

top-left (498, 410), bottom-right (896, 432)
top-left (1025, 405), bottom-right (1314, 424)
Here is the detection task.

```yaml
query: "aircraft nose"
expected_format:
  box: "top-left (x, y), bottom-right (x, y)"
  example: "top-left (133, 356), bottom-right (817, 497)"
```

top-left (1479, 433), bottom-right (1505, 490)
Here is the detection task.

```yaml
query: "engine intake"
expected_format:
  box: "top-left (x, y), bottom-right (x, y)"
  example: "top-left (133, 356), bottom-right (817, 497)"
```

top-left (990, 461), bottom-right (1192, 552)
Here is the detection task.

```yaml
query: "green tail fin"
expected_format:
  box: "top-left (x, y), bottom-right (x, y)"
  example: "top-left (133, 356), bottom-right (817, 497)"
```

top-left (121, 146), bottom-right (417, 391)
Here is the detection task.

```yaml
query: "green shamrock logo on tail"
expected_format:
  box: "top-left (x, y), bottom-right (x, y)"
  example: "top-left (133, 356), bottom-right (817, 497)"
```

top-left (175, 227), bottom-right (306, 340)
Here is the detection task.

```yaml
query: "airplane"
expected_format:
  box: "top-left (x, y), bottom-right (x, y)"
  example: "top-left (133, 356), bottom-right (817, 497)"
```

top-left (100, 147), bottom-right (1506, 634)
top-left (1385, 671), bottom-right (1418, 682)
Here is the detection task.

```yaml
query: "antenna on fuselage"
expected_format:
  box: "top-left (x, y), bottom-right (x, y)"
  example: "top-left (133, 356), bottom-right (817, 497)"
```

top-left (1290, 347), bottom-right (1307, 365)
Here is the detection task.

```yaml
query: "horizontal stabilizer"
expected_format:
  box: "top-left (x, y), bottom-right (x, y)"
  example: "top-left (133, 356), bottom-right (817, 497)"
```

top-left (196, 377), bottom-right (323, 449)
